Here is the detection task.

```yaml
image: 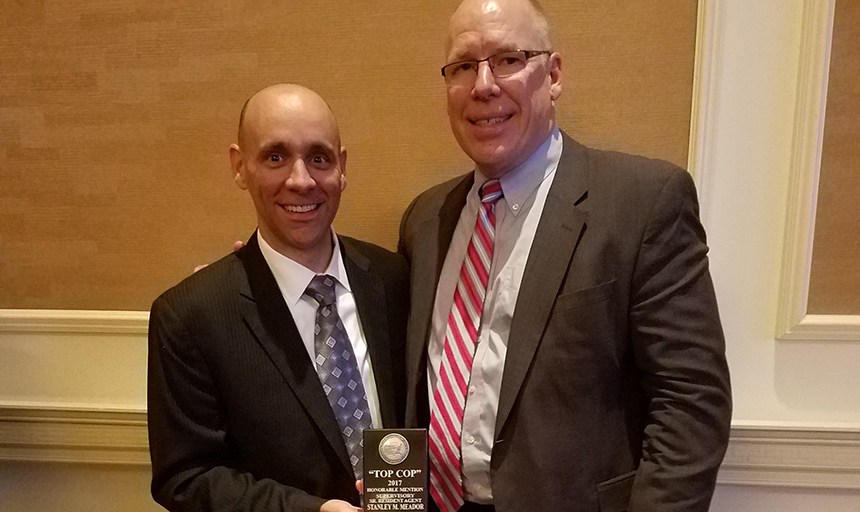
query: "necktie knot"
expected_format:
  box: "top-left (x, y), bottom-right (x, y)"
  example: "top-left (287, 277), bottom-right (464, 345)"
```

top-left (304, 274), bottom-right (337, 307)
top-left (479, 179), bottom-right (503, 204)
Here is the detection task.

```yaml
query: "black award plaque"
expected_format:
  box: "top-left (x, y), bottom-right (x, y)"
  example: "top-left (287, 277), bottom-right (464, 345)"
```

top-left (363, 429), bottom-right (428, 511)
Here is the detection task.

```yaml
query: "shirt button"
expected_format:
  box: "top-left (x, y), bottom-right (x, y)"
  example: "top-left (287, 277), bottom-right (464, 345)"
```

top-left (468, 436), bottom-right (475, 444)
top-left (469, 385), bottom-right (476, 395)
top-left (512, 203), bottom-right (520, 211)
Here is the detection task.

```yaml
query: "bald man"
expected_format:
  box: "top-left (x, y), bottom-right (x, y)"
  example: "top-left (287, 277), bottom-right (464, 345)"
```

top-left (147, 84), bottom-right (409, 512)
top-left (399, 1), bottom-right (731, 511)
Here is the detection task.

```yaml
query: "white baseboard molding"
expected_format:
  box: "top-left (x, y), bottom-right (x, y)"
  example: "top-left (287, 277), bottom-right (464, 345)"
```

top-left (0, 404), bottom-right (149, 465)
top-left (719, 422), bottom-right (860, 490)
top-left (3, 404), bottom-right (860, 491)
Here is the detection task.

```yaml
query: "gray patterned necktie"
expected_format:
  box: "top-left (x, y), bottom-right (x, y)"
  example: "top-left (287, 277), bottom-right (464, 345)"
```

top-left (304, 274), bottom-right (373, 479)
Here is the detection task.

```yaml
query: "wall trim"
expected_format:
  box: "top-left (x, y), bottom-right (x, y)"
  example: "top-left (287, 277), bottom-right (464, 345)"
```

top-left (720, 422), bottom-right (860, 490)
top-left (778, 314), bottom-right (860, 342)
top-left (0, 309), bottom-right (149, 334)
top-left (4, 404), bottom-right (860, 490)
top-left (687, 0), bottom-right (722, 225)
top-left (2, 304), bottom-right (859, 486)
top-left (0, 404), bottom-right (149, 465)
top-left (774, 0), bottom-right (860, 342)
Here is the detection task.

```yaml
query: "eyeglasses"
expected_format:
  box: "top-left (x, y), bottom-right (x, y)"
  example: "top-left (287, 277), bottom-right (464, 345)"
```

top-left (441, 50), bottom-right (551, 86)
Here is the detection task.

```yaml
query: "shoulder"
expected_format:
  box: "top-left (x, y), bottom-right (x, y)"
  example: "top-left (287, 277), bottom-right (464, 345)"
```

top-left (339, 236), bottom-right (410, 310)
top-left (340, 236), bottom-right (408, 280)
top-left (576, 140), bottom-right (688, 191)
top-left (563, 136), bottom-right (698, 216)
top-left (404, 172), bottom-right (473, 222)
top-left (413, 172), bottom-right (473, 202)
top-left (150, 252), bottom-right (244, 323)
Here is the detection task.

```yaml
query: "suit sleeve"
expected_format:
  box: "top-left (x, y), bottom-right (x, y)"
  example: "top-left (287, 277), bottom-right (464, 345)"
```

top-left (147, 295), bottom-right (328, 512)
top-left (627, 168), bottom-right (732, 512)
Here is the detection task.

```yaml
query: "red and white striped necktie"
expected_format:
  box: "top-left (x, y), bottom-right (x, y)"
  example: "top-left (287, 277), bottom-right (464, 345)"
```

top-left (429, 179), bottom-right (503, 512)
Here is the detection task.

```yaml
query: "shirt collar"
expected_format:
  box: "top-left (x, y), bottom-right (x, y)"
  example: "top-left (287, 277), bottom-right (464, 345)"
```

top-left (257, 228), bottom-right (351, 306)
top-left (474, 126), bottom-right (563, 216)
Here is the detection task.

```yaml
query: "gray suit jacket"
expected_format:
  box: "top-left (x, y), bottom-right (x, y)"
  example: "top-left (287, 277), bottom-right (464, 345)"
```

top-left (398, 133), bottom-right (731, 512)
top-left (148, 234), bottom-right (409, 512)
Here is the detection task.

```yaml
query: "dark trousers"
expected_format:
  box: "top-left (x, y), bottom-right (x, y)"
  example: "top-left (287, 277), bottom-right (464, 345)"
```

top-left (430, 498), bottom-right (496, 512)
top-left (460, 502), bottom-right (496, 512)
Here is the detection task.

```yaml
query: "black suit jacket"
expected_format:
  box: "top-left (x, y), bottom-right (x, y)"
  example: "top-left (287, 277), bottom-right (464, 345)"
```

top-left (148, 234), bottom-right (409, 512)
top-left (398, 133), bottom-right (732, 512)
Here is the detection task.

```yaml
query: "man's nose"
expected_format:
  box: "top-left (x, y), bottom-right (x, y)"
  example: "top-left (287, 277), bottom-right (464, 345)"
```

top-left (472, 60), bottom-right (499, 99)
top-left (285, 159), bottom-right (315, 190)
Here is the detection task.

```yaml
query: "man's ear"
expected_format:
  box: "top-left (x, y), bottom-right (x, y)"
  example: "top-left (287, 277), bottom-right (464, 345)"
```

top-left (229, 144), bottom-right (248, 190)
top-left (339, 147), bottom-right (348, 192)
top-left (549, 52), bottom-right (562, 101)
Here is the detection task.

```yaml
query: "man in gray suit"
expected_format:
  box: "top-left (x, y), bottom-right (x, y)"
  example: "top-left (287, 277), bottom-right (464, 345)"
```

top-left (398, 1), bottom-right (732, 511)
top-left (148, 84), bottom-right (408, 512)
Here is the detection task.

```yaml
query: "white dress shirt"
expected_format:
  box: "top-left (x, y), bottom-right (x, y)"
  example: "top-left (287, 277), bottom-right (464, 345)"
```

top-left (428, 127), bottom-right (563, 503)
top-left (258, 230), bottom-right (383, 430)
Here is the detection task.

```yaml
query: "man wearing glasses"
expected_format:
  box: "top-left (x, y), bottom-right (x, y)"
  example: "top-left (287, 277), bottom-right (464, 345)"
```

top-left (399, 1), bottom-right (732, 511)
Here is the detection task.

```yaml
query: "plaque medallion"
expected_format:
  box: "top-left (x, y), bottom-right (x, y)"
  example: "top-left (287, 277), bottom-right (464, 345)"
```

top-left (379, 433), bottom-right (410, 465)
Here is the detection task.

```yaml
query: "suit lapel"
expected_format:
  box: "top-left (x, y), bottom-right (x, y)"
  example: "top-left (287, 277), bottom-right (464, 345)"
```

top-left (237, 234), bottom-right (353, 477)
top-left (340, 238), bottom-right (397, 428)
top-left (405, 174), bottom-right (473, 427)
top-left (494, 133), bottom-right (589, 440)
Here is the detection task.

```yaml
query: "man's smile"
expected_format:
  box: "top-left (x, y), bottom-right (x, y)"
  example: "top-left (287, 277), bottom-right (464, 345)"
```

top-left (470, 114), bottom-right (514, 126)
top-left (281, 203), bottom-right (320, 213)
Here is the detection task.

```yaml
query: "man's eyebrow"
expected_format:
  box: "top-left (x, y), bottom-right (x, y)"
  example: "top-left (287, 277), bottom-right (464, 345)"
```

top-left (494, 43), bottom-right (522, 53)
top-left (257, 141), bottom-right (336, 157)
top-left (450, 44), bottom-right (521, 61)
top-left (259, 141), bottom-right (289, 155)
top-left (307, 142), bottom-right (337, 155)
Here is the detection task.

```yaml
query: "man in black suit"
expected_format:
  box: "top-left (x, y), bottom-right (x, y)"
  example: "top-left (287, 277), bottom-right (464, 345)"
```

top-left (148, 84), bottom-right (409, 512)
top-left (398, 1), bottom-right (732, 511)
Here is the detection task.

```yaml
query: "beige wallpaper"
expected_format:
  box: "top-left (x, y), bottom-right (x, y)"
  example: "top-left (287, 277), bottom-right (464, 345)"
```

top-left (808, 0), bottom-right (860, 315)
top-left (0, 1), bottom-right (697, 310)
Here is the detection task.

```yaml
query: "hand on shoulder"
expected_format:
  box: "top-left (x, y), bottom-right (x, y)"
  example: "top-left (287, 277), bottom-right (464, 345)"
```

top-left (192, 240), bottom-right (245, 273)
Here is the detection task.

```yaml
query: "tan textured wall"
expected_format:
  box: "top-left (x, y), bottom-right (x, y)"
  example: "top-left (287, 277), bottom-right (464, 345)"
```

top-left (0, 1), bottom-right (697, 310)
top-left (808, 0), bottom-right (860, 315)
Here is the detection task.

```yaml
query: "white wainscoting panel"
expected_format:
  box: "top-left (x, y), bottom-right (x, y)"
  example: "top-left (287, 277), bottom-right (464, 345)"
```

top-left (773, 0), bottom-right (860, 342)
top-left (0, 309), bottom-right (149, 409)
